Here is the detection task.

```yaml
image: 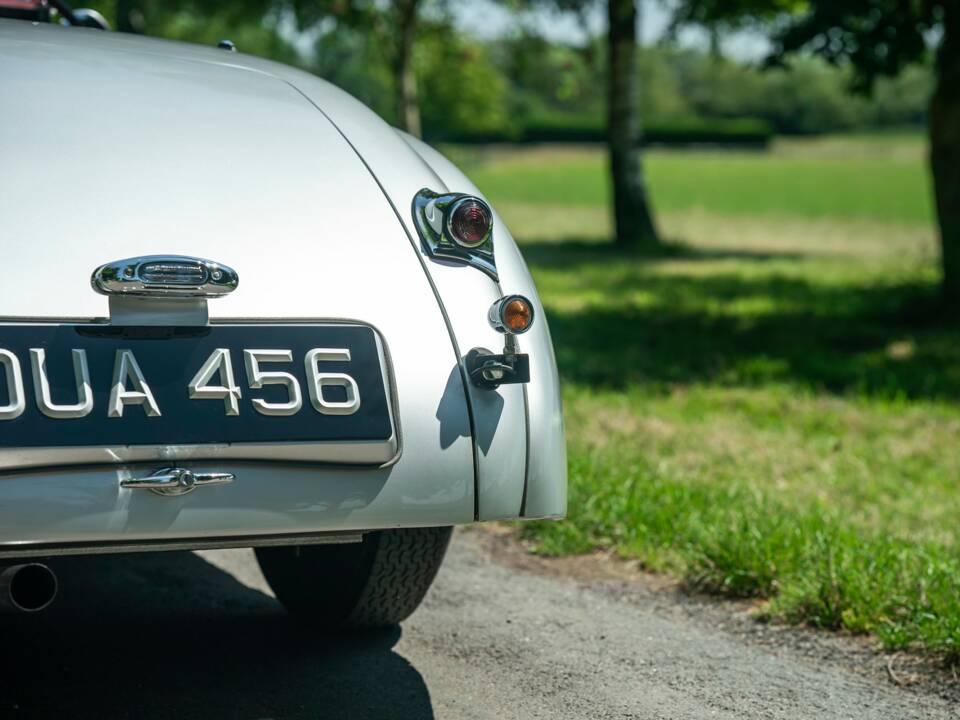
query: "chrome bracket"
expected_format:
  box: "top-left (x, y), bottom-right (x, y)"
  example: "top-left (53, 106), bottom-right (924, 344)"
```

top-left (120, 467), bottom-right (235, 497)
top-left (465, 347), bottom-right (530, 390)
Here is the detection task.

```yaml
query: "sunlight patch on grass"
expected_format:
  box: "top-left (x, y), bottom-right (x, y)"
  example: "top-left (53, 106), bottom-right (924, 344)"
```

top-left (462, 138), bottom-right (934, 225)
top-left (496, 204), bottom-right (937, 267)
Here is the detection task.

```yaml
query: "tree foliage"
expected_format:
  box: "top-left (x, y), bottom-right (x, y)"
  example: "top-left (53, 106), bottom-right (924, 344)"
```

top-left (81, 0), bottom-right (301, 64)
top-left (417, 28), bottom-right (511, 139)
top-left (289, 0), bottom-right (441, 135)
top-left (671, 0), bottom-right (960, 306)
top-left (671, 0), bottom-right (943, 91)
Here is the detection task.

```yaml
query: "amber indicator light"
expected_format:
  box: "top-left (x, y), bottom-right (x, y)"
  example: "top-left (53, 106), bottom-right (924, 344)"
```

top-left (488, 294), bottom-right (535, 334)
top-left (503, 299), bottom-right (532, 333)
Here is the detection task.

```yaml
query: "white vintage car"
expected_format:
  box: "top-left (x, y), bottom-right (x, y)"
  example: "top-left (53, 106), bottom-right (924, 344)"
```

top-left (0, 15), bottom-right (565, 627)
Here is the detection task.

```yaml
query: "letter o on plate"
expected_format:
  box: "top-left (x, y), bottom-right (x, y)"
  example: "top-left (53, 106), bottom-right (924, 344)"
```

top-left (0, 350), bottom-right (25, 420)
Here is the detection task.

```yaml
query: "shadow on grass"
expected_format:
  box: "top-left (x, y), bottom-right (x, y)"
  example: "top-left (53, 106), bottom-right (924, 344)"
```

top-left (523, 240), bottom-right (960, 399)
top-left (519, 239), bottom-right (807, 269)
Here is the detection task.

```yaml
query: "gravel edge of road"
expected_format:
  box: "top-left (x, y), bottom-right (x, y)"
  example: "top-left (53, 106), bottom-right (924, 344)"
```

top-left (466, 525), bottom-right (960, 706)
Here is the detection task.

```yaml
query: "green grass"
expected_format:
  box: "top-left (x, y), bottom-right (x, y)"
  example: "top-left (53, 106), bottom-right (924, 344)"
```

top-left (541, 387), bottom-right (960, 656)
top-left (456, 134), bottom-right (960, 661)
top-left (456, 134), bottom-right (933, 225)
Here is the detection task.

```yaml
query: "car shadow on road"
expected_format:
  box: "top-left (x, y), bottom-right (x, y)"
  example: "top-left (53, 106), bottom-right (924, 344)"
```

top-left (0, 551), bottom-right (435, 720)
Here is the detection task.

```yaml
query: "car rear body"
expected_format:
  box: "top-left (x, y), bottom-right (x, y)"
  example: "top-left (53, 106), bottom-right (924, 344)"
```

top-left (0, 20), bottom-right (565, 559)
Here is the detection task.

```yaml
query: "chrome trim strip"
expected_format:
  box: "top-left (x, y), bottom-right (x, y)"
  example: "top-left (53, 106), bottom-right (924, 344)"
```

top-left (519, 380), bottom-right (531, 517)
top-left (0, 531), bottom-right (364, 559)
top-left (0, 439), bottom-right (397, 473)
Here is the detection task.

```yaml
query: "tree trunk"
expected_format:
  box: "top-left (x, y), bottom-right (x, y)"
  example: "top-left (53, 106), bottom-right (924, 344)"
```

top-left (115, 0), bottom-right (146, 33)
top-left (607, 0), bottom-right (659, 249)
top-left (930, 5), bottom-right (960, 309)
top-left (392, 0), bottom-right (422, 138)
top-left (708, 26), bottom-right (723, 61)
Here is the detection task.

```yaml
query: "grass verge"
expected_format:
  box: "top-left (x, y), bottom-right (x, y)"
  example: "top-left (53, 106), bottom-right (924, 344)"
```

top-left (523, 386), bottom-right (960, 660)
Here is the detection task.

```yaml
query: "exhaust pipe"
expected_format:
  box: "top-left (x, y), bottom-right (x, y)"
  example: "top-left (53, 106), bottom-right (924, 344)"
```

top-left (0, 563), bottom-right (58, 613)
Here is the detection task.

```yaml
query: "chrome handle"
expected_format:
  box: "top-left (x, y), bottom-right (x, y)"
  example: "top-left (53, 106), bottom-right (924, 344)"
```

top-left (121, 467), bottom-right (234, 496)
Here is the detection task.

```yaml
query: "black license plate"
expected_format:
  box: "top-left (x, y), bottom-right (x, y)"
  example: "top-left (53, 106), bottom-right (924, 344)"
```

top-left (0, 323), bottom-right (395, 453)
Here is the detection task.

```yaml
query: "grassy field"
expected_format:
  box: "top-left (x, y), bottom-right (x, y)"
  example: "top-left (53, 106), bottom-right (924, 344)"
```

top-left (459, 134), bottom-right (933, 225)
top-left (454, 135), bottom-right (960, 661)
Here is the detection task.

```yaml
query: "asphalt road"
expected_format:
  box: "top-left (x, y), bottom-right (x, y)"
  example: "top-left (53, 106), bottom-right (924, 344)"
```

top-left (0, 529), bottom-right (953, 719)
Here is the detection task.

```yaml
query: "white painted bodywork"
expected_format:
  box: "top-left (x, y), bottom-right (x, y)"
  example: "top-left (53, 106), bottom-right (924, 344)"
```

top-left (0, 20), bottom-right (565, 552)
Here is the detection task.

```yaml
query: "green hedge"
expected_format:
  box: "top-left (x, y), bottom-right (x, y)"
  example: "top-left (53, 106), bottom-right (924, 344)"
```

top-left (428, 115), bottom-right (774, 148)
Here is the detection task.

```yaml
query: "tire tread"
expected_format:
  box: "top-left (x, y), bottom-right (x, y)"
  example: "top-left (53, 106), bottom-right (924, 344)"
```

top-left (255, 526), bottom-right (453, 631)
top-left (346, 526), bottom-right (453, 628)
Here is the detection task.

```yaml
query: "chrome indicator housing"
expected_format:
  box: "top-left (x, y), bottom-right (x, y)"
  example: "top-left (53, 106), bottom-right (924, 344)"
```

top-left (91, 255), bottom-right (239, 298)
top-left (412, 189), bottom-right (497, 280)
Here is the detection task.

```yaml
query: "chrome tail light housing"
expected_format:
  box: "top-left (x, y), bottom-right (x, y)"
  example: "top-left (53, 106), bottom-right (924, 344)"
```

top-left (412, 189), bottom-right (497, 280)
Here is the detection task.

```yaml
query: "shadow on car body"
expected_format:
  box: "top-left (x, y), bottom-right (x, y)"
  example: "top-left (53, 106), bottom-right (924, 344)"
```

top-left (0, 551), bottom-right (434, 720)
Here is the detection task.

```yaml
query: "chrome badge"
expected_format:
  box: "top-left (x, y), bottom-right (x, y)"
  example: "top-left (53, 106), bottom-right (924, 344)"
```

top-left (91, 255), bottom-right (238, 298)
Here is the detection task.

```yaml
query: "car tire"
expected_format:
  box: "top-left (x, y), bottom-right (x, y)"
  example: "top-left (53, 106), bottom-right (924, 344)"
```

top-left (255, 526), bottom-right (453, 631)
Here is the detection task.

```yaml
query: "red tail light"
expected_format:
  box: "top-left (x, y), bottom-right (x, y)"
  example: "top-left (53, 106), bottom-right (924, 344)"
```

top-left (447, 197), bottom-right (492, 248)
